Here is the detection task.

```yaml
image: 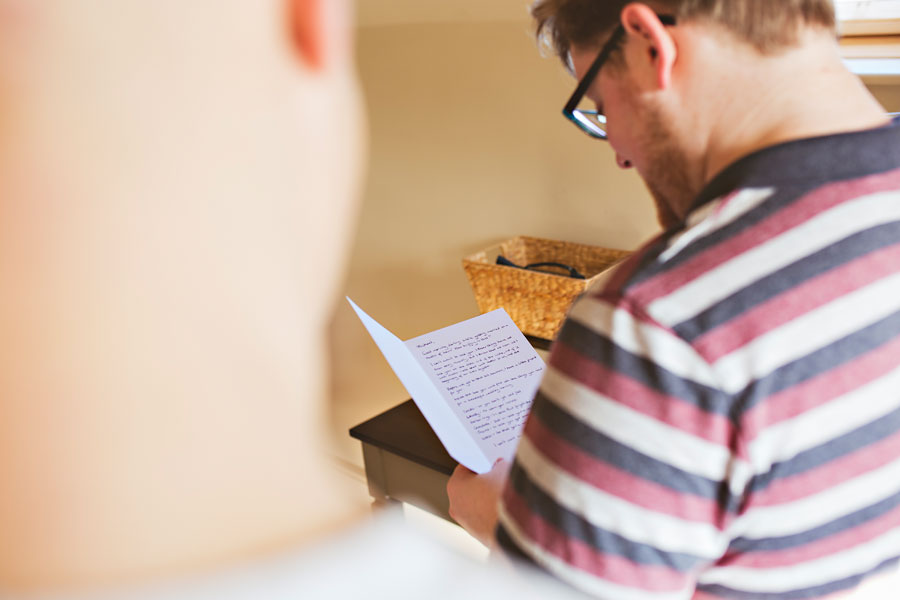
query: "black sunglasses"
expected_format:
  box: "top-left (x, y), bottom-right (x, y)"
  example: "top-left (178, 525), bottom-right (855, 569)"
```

top-left (563, 14), bottom-right (677, 140)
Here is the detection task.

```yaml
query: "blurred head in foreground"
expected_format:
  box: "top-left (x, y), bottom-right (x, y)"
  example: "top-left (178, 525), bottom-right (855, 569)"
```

top-left (0, 0), bottom-right (365, 592)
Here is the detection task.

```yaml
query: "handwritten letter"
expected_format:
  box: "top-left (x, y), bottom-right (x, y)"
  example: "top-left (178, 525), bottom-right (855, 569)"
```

top-left (408, 311), bottom-right (545, 458)
top-left (348, 298), bottom-right (545, 473)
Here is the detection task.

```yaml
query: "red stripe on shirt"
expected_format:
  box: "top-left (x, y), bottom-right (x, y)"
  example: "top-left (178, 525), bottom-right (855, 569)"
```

top-left (695, 242), bottom-right (900, 363)
top-left (722, 499), bottom-right (900, 569)
top-left (549, 341), bottom-right (739, 457)
top-left (745, 431), bottom-right (900, 509)
top-left (502, 483), bottom-right (691, 592)
top-left (525, 414), bottom-right (729, 528)
top-left (741, 334), bottom-right (900, 442)
top-left (691, 592), bottom-right (724, 600)
top-left (628, 167), bottom-right (900, 306)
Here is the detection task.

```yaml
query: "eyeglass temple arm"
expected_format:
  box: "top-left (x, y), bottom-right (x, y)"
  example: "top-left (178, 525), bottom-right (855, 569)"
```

top-left (562, 14), bottom-right (676, 116)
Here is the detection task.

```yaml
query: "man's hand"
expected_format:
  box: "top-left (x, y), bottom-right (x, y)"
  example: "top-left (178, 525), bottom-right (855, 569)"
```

top-left (446, 458), bottom-right (512, 547)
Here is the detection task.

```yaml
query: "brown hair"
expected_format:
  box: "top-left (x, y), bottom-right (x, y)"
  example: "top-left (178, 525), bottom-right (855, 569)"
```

top-left (532, 0), bottom-right (836, 64)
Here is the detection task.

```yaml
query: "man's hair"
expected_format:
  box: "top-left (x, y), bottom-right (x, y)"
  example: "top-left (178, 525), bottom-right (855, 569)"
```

top-left (532, 0), bottom-right (837, 64)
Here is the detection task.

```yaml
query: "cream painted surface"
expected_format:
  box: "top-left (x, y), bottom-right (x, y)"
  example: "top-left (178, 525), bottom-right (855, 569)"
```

top-left (356, 0), bottom-right (532, 27)
top-left (872, 83), bottom-right (900, 107)
top-left (329, 18), bottom-right (657, 470)
top-left (331, 17), bottom-right (900, 473)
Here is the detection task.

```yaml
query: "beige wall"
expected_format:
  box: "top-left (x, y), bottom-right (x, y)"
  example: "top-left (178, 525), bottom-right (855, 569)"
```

top-left (349, 20), bottom-right (661, 303)
top-left (329, 17), bottom-right (659, 469)
top-left (872, 83), bottom-right (900, 110)
top-left (330, 15), bottom-right (900, 471)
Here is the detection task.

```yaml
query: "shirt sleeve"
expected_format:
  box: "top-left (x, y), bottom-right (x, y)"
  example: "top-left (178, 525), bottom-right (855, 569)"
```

top-left (496, 290), bottom-right (751, 600)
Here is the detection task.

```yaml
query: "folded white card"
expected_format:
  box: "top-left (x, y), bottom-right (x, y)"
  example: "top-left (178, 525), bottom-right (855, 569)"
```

top-left (348, 298), bottom-right (546, 474)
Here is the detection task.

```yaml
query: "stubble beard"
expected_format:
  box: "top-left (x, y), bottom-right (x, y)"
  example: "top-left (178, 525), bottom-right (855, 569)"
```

top-left (636, 106), bottom-right (697, 231)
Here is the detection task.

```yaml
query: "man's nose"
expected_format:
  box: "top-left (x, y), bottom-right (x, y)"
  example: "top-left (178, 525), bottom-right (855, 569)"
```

top-left (616, 154), bottom-right (633, 169)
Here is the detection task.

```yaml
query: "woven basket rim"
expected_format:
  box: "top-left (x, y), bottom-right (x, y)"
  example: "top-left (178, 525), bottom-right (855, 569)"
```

top-left (463, 236), bottom-right (630, 280)
top-left (464, 235), bottom-right (628, 256)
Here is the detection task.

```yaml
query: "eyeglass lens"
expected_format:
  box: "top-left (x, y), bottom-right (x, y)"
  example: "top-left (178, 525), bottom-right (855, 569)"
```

top-left (572, 109), bottom-right (608, 138)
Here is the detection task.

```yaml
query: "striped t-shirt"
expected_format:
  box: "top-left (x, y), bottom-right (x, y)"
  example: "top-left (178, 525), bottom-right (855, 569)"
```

top-left (497, 117), bottom-right (900, 599)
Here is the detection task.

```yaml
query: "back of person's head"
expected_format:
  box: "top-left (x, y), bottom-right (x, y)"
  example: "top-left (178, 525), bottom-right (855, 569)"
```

top-left (532, 0), bottom-right (837, 64)
top-left (0, 0), bottom-right (365, 591)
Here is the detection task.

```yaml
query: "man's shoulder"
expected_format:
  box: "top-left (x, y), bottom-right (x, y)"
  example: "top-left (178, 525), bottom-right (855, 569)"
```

top-left (588, 186), bottom-right (783, 325)
top-left (602, 162), bottom-right (900, 328)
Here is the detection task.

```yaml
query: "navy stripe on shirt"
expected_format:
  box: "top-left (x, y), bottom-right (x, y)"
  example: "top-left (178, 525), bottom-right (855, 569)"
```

top-left (674, 223), bottom-right (900, 343)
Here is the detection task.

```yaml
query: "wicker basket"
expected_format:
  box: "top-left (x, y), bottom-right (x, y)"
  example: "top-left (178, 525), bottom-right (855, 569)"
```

top-left (463, 236), bottom-right (631, 340)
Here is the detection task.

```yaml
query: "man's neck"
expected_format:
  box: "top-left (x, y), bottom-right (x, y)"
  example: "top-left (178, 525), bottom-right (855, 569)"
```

top-left (688, 30), bottom-right (890, 200)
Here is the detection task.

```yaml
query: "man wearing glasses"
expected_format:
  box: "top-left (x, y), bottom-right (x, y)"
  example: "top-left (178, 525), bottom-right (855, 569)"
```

top-left (448, 1), bottom-right (900, 598)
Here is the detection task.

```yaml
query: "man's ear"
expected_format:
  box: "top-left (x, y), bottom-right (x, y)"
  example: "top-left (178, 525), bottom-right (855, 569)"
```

top-left (620, 3), bottom-right (677, 90)
top-left (287, 0), bottom-right (350, 71)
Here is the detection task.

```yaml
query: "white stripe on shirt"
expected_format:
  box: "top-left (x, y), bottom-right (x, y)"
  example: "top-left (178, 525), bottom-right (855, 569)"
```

top-left (659, 188), bottom-right (775, 263)
top-left (540, 368), bottom-right (754, 495)
top-left (651, 191), bottom-right (900, 326)
top-left (568, 295), bottom-right (720, 388)
top-left (516, 436), bottom-right (729, 557)
top-left (497, 504), bottom-right (697, 600)
top-left (748, 366), bottom-right (900, 469)
top-left (734, 458), bottom-right (900, 539)
top-left (698, 527), bottom-right (900, 593)
top-left (713, 268), bottom-right (900, 394)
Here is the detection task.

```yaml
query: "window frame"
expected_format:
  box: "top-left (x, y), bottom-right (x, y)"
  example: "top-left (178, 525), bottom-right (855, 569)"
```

top-left (836, 0), bottom-right (900, 35)
top-left (837, 1), bottom-right (900, 80)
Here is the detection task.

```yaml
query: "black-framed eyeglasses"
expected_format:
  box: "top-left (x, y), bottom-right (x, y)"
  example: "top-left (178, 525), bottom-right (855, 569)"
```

top-left (563, 14), bottom-right (676, 140)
